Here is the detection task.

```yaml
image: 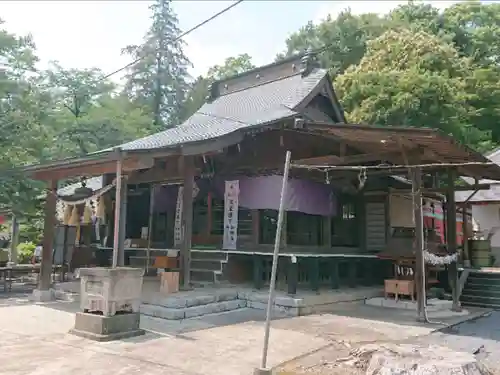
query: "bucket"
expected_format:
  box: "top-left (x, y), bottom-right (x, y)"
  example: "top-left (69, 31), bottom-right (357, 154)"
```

top-left (470, 239), bottom-right (491, 268)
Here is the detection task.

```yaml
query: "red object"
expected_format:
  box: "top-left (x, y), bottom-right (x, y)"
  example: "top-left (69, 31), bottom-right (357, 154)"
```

top-left (0, 215), bottom-right (4, 225)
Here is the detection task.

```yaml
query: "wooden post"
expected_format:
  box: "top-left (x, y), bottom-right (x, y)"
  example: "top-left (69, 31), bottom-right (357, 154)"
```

top-left (146, 184), bottom-right (156, 274)
top-left (118, 181), bottom-right (128, 266)
top-left (112, 149), bottom-right (123, 268)
top-left (8, 214), bottom-right (19, 265)
top-left (446, 169), bottom-right (461, 311)
top-left (412, 167), bottom-right (426, 322)
top-left (39, 179), bottom-right (57, 290)
top-left (462, 205), bottom-right (470, 267)
top-left (181, 155), bottom-right (195, 288)
top-left (251, 210), bottom-right (260, 245)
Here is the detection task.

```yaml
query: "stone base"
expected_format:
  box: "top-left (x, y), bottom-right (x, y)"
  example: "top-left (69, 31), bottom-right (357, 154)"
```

top-left (31, 289), bottom-right (55, 302)
top-left (69, 312), bottom-right (145, 342)
top-left (253, 368), bottom-right (272, 375)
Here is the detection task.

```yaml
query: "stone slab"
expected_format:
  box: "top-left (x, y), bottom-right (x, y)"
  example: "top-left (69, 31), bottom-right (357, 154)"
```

top-left (141, 299), bottom-right (247, 320)
top-left (366, 297), bottom-right (454, 311)
top-left (70, 312), bottom-right (144, 341)
top-left (31, 289), bottom-right (55, 302)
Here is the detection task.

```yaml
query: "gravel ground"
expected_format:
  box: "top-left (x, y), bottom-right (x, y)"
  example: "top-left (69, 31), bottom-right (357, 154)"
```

top-left (408, 311), bottom-right (500, 373)
top-left (277, 311), bottom-right (500, 375)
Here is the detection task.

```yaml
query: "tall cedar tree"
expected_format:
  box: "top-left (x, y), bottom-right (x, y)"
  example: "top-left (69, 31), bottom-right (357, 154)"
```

top-left (122, 0), bottom-right (191, 129)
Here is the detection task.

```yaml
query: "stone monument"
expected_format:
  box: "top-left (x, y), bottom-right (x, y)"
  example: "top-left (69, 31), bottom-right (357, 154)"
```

top-left (69, 267), bottom-right (145, 341)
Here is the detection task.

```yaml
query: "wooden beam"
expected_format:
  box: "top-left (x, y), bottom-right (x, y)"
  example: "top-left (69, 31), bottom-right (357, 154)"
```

top-left (293, 150), bottom-right (405, 166)
top-left (394, 184), bottom-right (491, 193)
top-left (32, 156), bottom-right (154, 181)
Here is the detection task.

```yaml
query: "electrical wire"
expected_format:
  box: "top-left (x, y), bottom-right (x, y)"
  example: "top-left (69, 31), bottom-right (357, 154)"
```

top-left (100, 0), bottom-right (245, 82)
top-left (0, 0), bottom-right (245, 136)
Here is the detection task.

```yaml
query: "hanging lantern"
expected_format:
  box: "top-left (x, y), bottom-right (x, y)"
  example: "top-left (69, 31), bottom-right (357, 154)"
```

top-left (83, 204), bottom-right (92, 224)
top-left (68, 206), bottom-right (80, 226)
top-left (63, 204), bottom-right (73, 225)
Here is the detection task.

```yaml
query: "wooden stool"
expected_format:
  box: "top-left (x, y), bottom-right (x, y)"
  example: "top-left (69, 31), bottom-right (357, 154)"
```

top-left (160, 271), bottom-right (179, 294)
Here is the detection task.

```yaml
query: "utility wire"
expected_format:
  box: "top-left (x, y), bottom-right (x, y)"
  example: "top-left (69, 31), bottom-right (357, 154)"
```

top-left (100, 0), bottom-right (245, 82)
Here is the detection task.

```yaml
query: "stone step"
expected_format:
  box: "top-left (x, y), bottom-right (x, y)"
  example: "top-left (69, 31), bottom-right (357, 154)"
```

top-left (191, 260), bottom-right (223, 272)
top-left (191, 269), bottom-right (217, 283)
top-left (467, 276), bottom-right (500, 286)
top-left (54, 289), bottom-right (80, 302)
top-left (191, 251), bottom-right (228, 261)
top-left (463, 284), bottom-right (500, 296)
top-left (460, 294), bottom-right (500, 308)
top-left (467, 271), bottom-right (500, 280)
top-left (140, 299), bottom-right (247, 320)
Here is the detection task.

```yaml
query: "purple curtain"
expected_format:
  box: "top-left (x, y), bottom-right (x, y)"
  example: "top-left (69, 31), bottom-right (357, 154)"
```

top-left (153, 175), bottom-right (336, 216)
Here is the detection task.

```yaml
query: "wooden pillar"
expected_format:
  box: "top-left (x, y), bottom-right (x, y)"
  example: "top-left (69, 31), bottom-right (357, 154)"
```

top-left (412, 167), bottom-right (426, 322)
top-left (8, 214), bottom-right (19, 265)
top-left (251, 209), bottom-right (260, 245)
top-left (118, 182), bottom-right (128, 266)
top-left (181, 155), bottom-right (195, 288)
top-left (462, 205), bottom-right (470, 267)
top-left (286, 256), bottom-right (298, 295)
top-left (323, 216), bottom-right (332, 248)
top-left (446, 169), bottom-right (461, 311)
top-left (112, 150), bottom-right (123, 268)
top-left (281, 212), bottom-right (287, 247)
top-left (39, 179), bottom-right (57, 290)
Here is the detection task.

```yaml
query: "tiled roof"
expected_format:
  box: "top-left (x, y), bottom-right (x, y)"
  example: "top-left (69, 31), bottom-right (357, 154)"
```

top-left (456, 147), bottom-right (500, 203)
top-left (115, 68), bottom-right (328, 152)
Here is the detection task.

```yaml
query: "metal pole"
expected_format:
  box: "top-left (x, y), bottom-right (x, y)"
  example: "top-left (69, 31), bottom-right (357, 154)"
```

top-left (146, 184), bottom-right (156, 274)
top-left (112, 148), bottom-right (123, 268)
top-left (260, 151), bottom-right (291, 371)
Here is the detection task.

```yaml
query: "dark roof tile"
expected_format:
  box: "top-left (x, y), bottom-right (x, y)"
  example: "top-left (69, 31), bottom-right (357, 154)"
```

top-left (116, 68), bottom-right (327, 152)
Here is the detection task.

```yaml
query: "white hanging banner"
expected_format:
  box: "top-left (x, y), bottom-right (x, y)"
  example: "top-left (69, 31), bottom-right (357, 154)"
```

top-left (223, 180), bottom-right (239, 250)
top-left (174, 182), bottom-right (200, 247)
top-left (174, 187), bottom-right (184, 246)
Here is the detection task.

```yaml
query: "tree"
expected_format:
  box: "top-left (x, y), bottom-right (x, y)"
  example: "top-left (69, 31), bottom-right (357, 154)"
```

top-left (336, 28), bottom-right (494, 152)
top-left (40, 63), bottom-right (155, 158)
top-left (443, 1), bottom-right (500, 67)
top-left (176, 54), bottom-right (255, 122)
top-left (278, 10), bottom-right (390, 75)
top-left (122, 0), bottom-right (191, 129)
top-left (0, 19), bottom-right (47, 215)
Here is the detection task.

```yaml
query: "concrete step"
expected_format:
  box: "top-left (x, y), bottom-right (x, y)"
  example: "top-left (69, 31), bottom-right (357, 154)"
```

top-left (191, 251), bottom-right (228, 261)
top-left (191, 260), bottom-right (223, 272)
top-left (140, 299), bottom-right (247, 320)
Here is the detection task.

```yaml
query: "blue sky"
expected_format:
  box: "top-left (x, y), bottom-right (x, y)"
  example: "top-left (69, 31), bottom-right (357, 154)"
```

top-left (2, 1), bottom-right (456, 80)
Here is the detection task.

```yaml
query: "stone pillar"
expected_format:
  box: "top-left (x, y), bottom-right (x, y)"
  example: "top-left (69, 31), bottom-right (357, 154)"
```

top-left (181, 155), bottom-right (195, 288)
top-left (33, 179), bottom-right (57, 301)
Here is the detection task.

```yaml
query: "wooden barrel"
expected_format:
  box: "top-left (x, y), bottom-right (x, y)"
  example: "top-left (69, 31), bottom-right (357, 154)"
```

top-left (470, 239), bottom-right (492, 268)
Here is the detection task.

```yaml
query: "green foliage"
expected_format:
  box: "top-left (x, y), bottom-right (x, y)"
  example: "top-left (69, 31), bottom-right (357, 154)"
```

top-left (122, 0), bottom-right (191, 129)
top-left (3, 0), bottom-right (500, 235)
top-left (17, 241), bottom-right (35, 264)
